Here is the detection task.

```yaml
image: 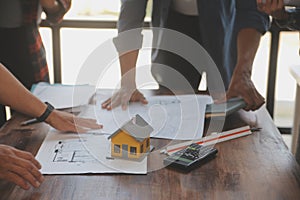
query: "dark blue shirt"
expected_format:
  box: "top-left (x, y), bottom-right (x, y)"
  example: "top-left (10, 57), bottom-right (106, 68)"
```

top-left (114, 0), bottom-right (270, 88)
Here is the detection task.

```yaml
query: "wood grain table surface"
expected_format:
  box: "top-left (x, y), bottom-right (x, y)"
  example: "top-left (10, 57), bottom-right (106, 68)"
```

top-left (0, 90), bottom-right (299, 200)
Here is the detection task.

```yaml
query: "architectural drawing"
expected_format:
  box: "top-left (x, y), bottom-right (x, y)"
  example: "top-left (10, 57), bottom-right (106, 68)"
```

top-left (53, 139), bottom-right (97, 163)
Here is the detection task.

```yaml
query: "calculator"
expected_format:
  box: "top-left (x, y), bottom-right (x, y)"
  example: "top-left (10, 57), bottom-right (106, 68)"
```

top-left (163, 143), bottom-right (218, 172)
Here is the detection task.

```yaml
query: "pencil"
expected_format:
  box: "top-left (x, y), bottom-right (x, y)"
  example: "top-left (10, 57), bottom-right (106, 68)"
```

top-left (20, 118), bottom-right (40, 126)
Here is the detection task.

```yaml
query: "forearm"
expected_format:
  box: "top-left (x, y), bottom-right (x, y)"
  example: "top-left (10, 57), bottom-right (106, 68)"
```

top-left (0, 64), bottom-right (46, 118)
top-left (234, 28), bottom-right (261, 76)
top-left (226, 28), bottom-right (265, 110)
top-left (119, 50), bottom-right (139, 87)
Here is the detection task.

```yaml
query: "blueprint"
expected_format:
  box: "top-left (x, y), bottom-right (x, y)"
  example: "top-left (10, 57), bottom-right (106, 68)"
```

top-left (35, 131), bottom-right (147, 174)
top-left (90, 92), bottom-right (213, 140)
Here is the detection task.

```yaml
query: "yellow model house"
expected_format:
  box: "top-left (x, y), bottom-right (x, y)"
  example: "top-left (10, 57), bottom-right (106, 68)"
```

top-left (108, 114), bottom-right (154, 161)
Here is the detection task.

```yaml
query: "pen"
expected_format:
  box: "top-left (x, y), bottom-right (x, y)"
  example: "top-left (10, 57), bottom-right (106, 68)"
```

top-left (250, 127), bottom-right (262, 132)
top-left (20, 118), bottom-right (40, 126)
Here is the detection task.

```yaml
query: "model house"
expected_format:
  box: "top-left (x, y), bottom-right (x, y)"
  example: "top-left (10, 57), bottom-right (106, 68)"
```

top-left (108, 114), bottom-right (154, 161)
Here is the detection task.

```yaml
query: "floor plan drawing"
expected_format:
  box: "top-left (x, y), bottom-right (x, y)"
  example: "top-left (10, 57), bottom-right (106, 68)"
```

top-left (52, 139), bottom-right (97, 163)
top-left (36, 131), bottom-right (147, 174)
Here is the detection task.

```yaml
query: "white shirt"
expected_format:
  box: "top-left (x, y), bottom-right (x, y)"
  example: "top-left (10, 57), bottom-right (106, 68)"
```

top-left (172, 0), bottom-right (199, 16)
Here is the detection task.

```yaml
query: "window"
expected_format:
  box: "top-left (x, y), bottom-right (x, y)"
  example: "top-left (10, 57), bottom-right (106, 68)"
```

top-left (63, 0), bottom-right (121, 21)
top-left (252, 32), bottom-right (299, 128)
top-left (273, 32), bottom-right (300, 128)
top-left (130, 147), bottom-right (137, 155)
top-left (114, 144), bottom-right (120, 154)
top-left (140, 144), bottom-right (144, 153)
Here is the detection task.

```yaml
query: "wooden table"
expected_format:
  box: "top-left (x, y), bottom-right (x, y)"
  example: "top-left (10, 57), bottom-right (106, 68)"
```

top-left (0, 92), bottom-right (300, 199)
top-left (290, 65), bottom-right (300, 158)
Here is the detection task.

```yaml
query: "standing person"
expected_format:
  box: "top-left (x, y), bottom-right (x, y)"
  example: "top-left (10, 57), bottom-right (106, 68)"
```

top-left (0, 0), bottom-right (71, 126)
top-left (0, 62), bottom-right (102, 190)
top-left (101, 0), bottom-right (270, 111)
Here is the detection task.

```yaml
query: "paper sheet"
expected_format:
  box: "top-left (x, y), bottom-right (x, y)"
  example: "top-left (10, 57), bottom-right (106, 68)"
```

top-left (35, 131), bottom-right (147, 174)
top-left (31, 82), bottom-right (95, 109)
top-left (90, 92), bottom-right (213, 140)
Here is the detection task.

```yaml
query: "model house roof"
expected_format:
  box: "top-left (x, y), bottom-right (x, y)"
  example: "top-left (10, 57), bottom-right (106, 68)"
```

top-left (108, 114), bottom-right (154, 142)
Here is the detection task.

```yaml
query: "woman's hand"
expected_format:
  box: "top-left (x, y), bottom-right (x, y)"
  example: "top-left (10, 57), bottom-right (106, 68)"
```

top-left (45, 110), bottom-right (103, 133)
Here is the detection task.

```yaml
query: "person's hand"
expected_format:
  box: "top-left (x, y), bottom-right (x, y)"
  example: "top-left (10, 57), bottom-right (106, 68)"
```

top-left (101, 86), bottom-right (148, 110)
top-left (45, 110), bottom-right (103, 133)
top-left (40, 0), bottom-right (58, 8)
top-left (40, 0), bottom-right (60, 11)
top-left (257, 0), bottom-right (288, 19)
top-left (226, 71), bottom-right (265, 111)
top-left (0, 145), bottom-right (44, 190)
top-left (40, 0), bottom-right (71, 13)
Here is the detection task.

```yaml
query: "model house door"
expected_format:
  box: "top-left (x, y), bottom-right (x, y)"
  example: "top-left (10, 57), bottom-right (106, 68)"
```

top-left (122, 144), bottom-right (128, 159)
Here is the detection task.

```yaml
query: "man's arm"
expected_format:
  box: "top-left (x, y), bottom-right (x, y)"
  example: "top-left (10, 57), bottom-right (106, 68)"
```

top-left (102, 0), bottom-right (148, 110)
top-left (226, 0), bottom-right (270, 111)
top-left (226, 28), bottom-right (265, 110)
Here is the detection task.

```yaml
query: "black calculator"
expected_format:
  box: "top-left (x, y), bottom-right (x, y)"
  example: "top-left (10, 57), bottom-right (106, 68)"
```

top-left (163, 143), bottom-right (218, 172)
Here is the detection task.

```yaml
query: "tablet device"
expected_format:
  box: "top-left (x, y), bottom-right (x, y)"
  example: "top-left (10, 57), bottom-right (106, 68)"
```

top-left (205, 97), bottom-right (247, 118)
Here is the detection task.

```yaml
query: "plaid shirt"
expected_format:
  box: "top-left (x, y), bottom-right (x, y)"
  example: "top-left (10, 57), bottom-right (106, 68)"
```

top-left (20, 0), bottom-right (71, 83)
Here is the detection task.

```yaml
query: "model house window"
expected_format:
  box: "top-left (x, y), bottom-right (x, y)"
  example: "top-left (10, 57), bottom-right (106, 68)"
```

top-left (114, 144), bottom-right (120, 154)
top-left (130, 147), bottom-right (137, 155)
top-left (146, 138), bottom-right (150, 147)
top-left (141, 144), bottom-right (144, 153)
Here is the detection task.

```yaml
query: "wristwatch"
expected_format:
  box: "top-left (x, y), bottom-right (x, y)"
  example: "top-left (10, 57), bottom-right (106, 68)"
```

top-left (36, 102), bottom-right (55, 122)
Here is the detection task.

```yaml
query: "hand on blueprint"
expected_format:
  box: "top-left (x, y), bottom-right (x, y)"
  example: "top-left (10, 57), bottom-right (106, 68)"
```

top-left (0, 145), bottom-right (44, 190)
top-left (257, 0), bottom-right (287, 19)
top-left (46, 110), bottom-right (103, 133)
top-left (101, 86), bottom-right (148, 110)
top-left (226, 70), bottom-right (265, 111)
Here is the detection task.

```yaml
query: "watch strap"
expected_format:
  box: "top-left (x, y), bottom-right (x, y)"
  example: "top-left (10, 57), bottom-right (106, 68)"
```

top-left (36, 102), bottom-right (55, 122)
